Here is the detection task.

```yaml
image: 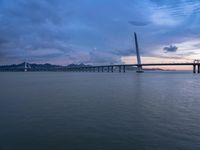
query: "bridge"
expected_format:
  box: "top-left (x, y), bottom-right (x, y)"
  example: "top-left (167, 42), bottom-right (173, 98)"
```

top-left (64, 32), bottom-right (200, 74)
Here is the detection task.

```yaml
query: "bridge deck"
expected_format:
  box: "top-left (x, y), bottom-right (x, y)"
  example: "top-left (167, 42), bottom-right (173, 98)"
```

top-left (77, 63), bottom-right (200, 68)
top-left (65, 63), bottom-right (200, 74)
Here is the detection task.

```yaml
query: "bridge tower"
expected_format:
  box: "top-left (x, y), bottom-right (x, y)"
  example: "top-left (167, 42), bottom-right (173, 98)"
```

top-left (24, 61), bottom-right (31, 72)
top-left (24, 62), bottom-right (27, 72)
top-left (134, 32), bottom-right (144, 73)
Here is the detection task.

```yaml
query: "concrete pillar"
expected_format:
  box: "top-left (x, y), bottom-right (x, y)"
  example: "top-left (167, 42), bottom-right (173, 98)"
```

top-left (193, 65), bottom-right (196, 73)
top-left (136, 65), bottom-right (144, 73)
top-left (119, 66), bottom-right (121, 72)
top-left (98, 67), bottom-right (100, 72)
top-left (107, 66), bottom-right (109, 72)
top-left (102, 67), bottom-right (104, 72)
top-left (198, 65), bottom-right (200, 73)
top-left (123, 65), bottom-right (125, 73)
top-left (111, 66), bottom-right (114, 72)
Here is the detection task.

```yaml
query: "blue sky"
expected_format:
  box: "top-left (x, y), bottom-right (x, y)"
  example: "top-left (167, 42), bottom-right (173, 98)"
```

top-left (0, 0), bottom-right (200, 65)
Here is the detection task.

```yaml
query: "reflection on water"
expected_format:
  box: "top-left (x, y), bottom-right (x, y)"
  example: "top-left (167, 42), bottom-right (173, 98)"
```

top-left (0, 72), bottom-right (200, 150)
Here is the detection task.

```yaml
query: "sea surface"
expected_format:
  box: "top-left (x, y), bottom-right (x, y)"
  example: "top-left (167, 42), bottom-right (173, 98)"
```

top-left (0, 72), bottom-right (200, 150)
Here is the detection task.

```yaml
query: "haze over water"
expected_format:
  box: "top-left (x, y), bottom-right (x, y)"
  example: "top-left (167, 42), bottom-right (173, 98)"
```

top-left (0, 72), bottom-right (200, 150)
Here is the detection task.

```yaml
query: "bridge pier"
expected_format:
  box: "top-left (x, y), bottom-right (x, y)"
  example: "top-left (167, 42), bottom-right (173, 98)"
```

top-left (102, 67), bottom-right (104, 72)
top-left (123, 65), bottom-right (125, 73)
top-left (111, 66), bottom-right (114, 72)
top-left (193, 65), bottom-right (196, 73)
top-left (198, 65), bottom-right (200, 73)
top-left (107, 66), bottom-right (110, 72)
top-left (119, 66), bottom-right (121, 72)
top-left (136, 65), bottom-right (144, 73)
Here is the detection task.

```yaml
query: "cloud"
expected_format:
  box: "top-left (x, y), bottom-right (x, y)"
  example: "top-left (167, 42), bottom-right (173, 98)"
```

top-left (114, 48), bottom-right (135, 56)
top-left (152, 52), bottom-right (195, 60)
top-left (128, 21), bottom-right (151, 26)
top-left (83, 49), bottom-right (120, 65)
top-left (0, 0), bottom-right (200, 65)
top-left (163, 45), bottom-right (178, 53)
top-left (0, 0), bottom-right (72, 62)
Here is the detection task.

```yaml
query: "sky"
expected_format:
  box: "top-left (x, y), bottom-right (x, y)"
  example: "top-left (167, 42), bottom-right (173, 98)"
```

top-left (0, 0), bottom-right (200, 68)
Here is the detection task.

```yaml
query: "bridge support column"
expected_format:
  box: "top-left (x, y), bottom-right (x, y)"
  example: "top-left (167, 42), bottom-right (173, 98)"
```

top-left (198, 65), bottom-right (200, 73)
top-left (136, 65), bottom-right (144, 73)
top-left (107, 66), bottom-right (110, 72)
top-left (98, 67), bottom-right (100, 72)
top-left (193, 65), bottom-right (196, 73)
top-left (123, 65), bottom-right (125, 73)
top-left (102, 67), bottom-right (104, 72)
top-left (111, 66), bottom-right (114, 72)
top-left (119, 66), bottom-right (121, 72)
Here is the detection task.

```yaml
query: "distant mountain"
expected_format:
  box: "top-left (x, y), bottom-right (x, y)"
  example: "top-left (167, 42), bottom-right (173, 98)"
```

top-left (0, 62), bottom-right (91, 71)
top-left (0, 62), bottom-right (164, 72)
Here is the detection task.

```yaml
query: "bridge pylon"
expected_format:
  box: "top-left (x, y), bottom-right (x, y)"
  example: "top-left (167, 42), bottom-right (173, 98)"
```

top-left (134, 32), bottom-right (144, 73)
top-left (24, 62), bottom-right (27, 72)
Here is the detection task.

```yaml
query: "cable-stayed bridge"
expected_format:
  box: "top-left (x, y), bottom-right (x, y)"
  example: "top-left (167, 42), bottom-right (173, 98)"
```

top-left (2, 32), bottom-right (199, 73)
top-left (64, 33), bottom-right (200, 74)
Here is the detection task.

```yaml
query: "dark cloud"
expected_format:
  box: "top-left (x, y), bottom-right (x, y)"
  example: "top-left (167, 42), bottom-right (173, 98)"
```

top-left (0, 0), bottom-right (200, 64)
top-left (163, 45), bottom-right (178, 52)
top-left (0, 0), bottom-right (72, 63)
top-left (129, 21), bottom-right (151, 26)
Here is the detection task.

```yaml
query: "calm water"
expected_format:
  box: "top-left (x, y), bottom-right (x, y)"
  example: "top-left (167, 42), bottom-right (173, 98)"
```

top-left (0, 72), bottom-right (200, 150)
